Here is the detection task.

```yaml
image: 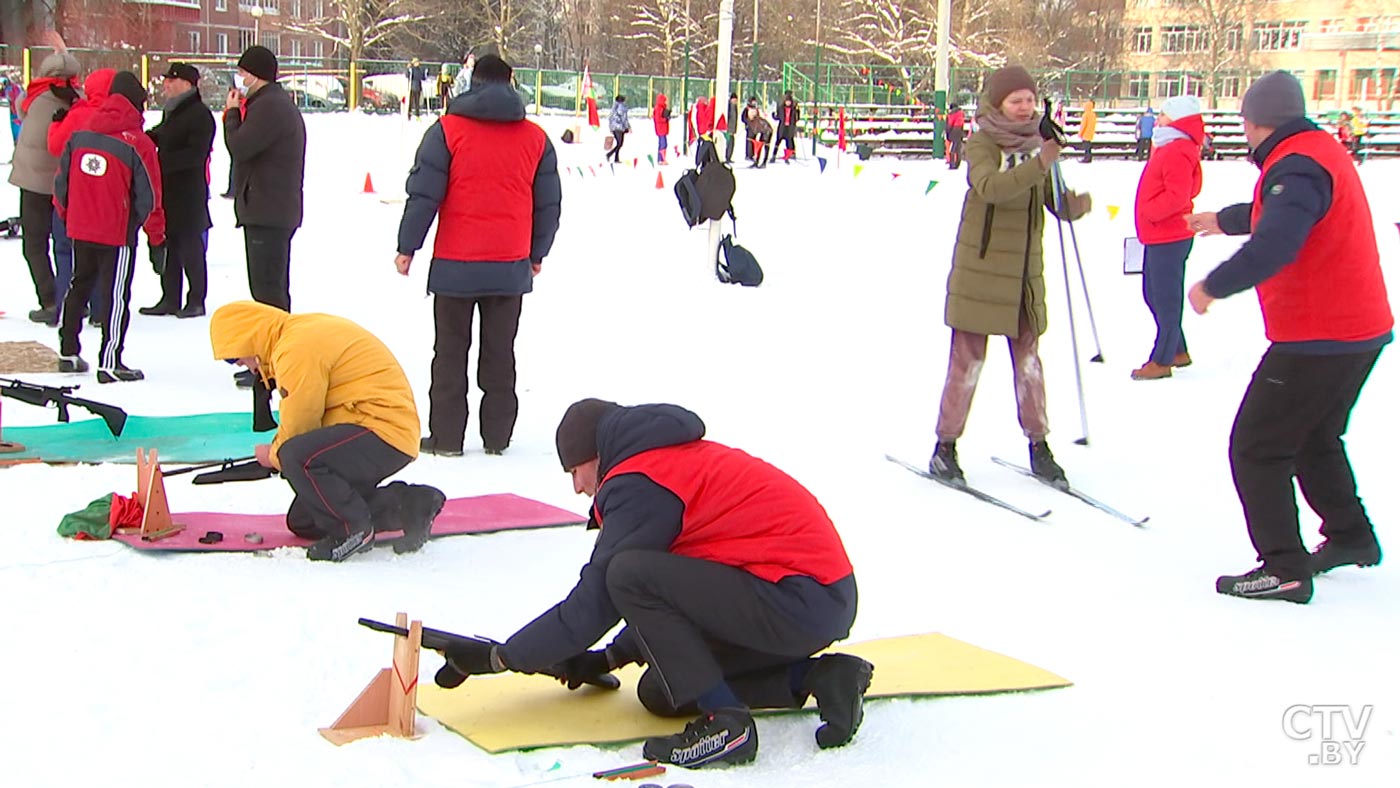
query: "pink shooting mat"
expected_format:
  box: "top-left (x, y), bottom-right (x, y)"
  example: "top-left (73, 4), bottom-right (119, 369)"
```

top-left (111, 493), bottom-right (585, 552)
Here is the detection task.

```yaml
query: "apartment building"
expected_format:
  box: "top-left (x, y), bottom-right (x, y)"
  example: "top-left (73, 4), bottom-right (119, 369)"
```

top-left (60, 0), bottom-right (337, 62)
top-left (1121, 0), bottom-right (1400, 110)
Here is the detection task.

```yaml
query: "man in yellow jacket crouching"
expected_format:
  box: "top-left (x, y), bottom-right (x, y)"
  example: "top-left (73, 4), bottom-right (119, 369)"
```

top-left (210, 301), bottom-right (445, 561)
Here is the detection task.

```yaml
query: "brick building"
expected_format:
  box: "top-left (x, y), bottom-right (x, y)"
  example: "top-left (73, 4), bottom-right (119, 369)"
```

top-left (1122, 0), bottom-right (1400, 110)
top-left (60, 0), bottom-right (337, 62)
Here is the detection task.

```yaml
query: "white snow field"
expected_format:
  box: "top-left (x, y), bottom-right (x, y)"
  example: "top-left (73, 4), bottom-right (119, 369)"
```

top-left (2, 109), bottom-right (1398, 788)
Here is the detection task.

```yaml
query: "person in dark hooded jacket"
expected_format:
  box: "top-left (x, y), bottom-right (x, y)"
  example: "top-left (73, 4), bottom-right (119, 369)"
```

top-left (429, 400), bottom-right (872, 769)
top-left (395, 55), bottom-right (562, 458)
top-left (53, 71), bottom-right (165, 383)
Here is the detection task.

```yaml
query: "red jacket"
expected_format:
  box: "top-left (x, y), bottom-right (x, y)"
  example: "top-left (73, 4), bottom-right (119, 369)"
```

top-left (47, 69), bottom-right (115, 157)
top-left (1133, 114), bottom-right (1203, 245)
top-left (54, 94), bottom-right (165, 247)
top-left (599, 440), bottom-right (854, 585)
top-left (1250, 130), bottom-right (1391, 343)
top-left (653, 94), bottom-right (670, 136)
top-left (433, 113), bottom-right (546, 262)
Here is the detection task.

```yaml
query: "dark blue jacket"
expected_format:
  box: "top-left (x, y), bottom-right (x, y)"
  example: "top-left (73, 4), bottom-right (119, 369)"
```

top-left (499, 404), bottom-right (857, 673)
top-left (1205, 117), bottom-right (1390, 354)
top-left (397, 83), bottom-right (562, 298)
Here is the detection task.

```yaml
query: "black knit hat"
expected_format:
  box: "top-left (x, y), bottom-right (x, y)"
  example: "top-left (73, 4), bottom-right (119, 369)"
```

top-left (238, 45), bottom-right (279, 82)
top-left (470, 54), bottom-right (512, 86)
top-left (556, 398), bottom-right (620, 470)
top-left (110, 71), bottom-right (147, 112)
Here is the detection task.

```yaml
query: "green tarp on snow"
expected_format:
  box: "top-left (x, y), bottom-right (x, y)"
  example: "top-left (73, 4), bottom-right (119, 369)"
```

top-left (2, 412), bottom-right (274, 464)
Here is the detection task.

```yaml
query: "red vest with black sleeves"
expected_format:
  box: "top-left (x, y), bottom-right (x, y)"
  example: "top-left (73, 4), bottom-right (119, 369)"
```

top-left (1250, 130), bottom-right (1392, 343)
top-left (434, 115), bottom-right (545, 262)
top-left (596, 441), bottom-right (853, 585)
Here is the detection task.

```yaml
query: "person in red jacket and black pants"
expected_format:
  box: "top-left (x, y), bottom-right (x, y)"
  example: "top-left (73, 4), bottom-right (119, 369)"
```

top-left (54, 71), bottom-right (165, 383)
top-left (653, 93), bottom-right (670, 164)
top-left (430, 400), bottom-right (873, 768)
top-left (1130, 95), bottom-right (1203, 381)
top-left (1186, 72), bottom-right (1393, 604)
top-left (395, 55), bottom-right (562, 456)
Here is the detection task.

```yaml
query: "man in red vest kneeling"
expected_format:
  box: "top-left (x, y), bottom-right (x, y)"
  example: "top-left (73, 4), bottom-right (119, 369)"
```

top-left (1186, 71), bottom-right (1392, 604)
top-left (432, 399), bottom-right (871, 768)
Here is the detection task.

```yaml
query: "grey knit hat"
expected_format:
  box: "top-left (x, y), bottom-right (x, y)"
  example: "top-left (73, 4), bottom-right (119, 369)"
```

top-left (37, 51), bottom-right (80, 79)
top-left (1241, 71), bottom-right (1306, 127)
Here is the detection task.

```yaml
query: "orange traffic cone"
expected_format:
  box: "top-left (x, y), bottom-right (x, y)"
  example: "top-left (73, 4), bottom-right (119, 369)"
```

top-left (362, 173), bottom-right (375, 193)
top-left (655, 172), bottom-right (664, 189)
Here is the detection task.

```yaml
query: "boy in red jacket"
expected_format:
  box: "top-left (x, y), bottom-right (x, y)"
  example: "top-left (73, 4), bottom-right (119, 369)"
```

top-left (653, 93), bottom-right (670, 163)
top-left (54, 71), bottom-right (166, 383)
top-left (1131, 95), bottom-right (1203, 380)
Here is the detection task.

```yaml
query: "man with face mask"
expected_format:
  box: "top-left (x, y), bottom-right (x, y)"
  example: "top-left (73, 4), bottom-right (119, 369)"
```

top-left (223, 46), bottom-right (306, 319)
top-left (141, 63), bottom-right (214, 318)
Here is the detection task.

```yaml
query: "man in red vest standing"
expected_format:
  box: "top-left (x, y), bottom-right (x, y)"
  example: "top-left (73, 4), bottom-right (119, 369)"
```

top-left (1186, 71), bottom-right (1392, 604)
top-left (430, 400), bottom-right (872, 768)
top-left (395, 55), bottom-right (562, 457)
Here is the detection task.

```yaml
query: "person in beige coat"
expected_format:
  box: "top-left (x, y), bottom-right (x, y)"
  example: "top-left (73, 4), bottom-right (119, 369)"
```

top-left (8, 49), bottom-right (80, 324)
top-left (928, 66), bottom-right (1090, 488)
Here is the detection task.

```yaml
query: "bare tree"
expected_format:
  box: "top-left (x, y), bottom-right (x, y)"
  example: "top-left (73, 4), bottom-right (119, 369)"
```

top-left (1177, 0), bottom-right (1257, 108)
top-left (281, 0), bottom-right (440, 64)
top-left (823, 0), bottom-right (937, 95)
top-left (624, 0), bottom-right (697, 77)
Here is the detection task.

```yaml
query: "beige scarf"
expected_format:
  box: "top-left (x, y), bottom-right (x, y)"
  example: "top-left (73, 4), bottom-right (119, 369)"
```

top-left (976, 106), bottom-right (1043, 154)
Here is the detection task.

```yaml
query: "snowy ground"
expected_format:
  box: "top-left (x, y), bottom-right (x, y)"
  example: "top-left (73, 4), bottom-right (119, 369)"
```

top-left (2, 110), bottom-right (1398, 787)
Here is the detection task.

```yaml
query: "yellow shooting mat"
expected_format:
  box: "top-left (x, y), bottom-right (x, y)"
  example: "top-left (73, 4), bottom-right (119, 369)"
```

top-left (416, 632), bottom-right (1071, 753)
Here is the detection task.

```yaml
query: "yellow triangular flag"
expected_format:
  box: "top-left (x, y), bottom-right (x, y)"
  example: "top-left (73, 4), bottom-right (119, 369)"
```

top-left (853, 165), bottom-right (865, 178)
top-left (1107, 205), bottom-right (1121, 220)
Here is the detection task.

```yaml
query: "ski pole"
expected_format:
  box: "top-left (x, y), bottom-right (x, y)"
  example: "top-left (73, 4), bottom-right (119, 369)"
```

top-left (1049, 164), bottom-right (1091, 447)
top-left (1052, 160), bottom-right (1105, 363)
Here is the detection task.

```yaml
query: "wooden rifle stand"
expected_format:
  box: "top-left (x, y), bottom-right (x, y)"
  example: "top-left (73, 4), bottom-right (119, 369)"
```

top-left (134, 448), bottom-right (183, 541)
top-left (320, 612), bottom-right (423, 745)
top-left (0, 399), bottom-right (25, 454)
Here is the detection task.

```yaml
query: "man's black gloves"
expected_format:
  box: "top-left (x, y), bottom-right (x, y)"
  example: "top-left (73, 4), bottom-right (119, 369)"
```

top-left (52, 107), bottom-right (69, 124)
top-left (434, 639), bottom-right (506, 689)
top-left (149, 244), bottom-right (167, 275)
top-left (556, 650), bottom-right (614, 691)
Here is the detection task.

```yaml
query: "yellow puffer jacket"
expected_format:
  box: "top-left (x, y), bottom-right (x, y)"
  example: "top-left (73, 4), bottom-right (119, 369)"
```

top-left (209, 302), bottom-right (420, 469)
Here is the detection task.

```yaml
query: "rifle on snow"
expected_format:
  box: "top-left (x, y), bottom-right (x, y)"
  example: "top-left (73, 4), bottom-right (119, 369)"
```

top-left (0, 377), bottom-right (128, 437)
top-left (161, 455), bottom-right (276, 484)
top-left (357, 618), bottom-right (622, 690)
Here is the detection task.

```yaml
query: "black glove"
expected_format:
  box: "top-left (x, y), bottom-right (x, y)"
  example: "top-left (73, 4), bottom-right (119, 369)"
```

top-left (433, 639), bottom-right (504, 689)
top-left (149, 244), bottom-right (167, 275)
top-left (556, 650), bottom-right (614, 691)
top-left (1039, 98), bottom-right (1066, 145)
top-left (52, 106), bottom-right (69, 124)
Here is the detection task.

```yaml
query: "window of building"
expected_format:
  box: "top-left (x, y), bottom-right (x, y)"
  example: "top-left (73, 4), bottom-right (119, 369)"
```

top-left (1217, 74), bottom-right (1241, 99)
top-left (314, 0), bottom-right (324, 17)
top-left (312, 39), bottom-right (324, 58)
top-left (189, 31), bottom-right (201, 53)
top-left (1317, 19), bottom-right (1343, 35)
top-left (1127, 72), bottom-right (1150, 99)
top-left (216, 0), bottom-right (228, 11)
top-left (1253, 21), bottom-right (1306, 51)
top-left (1132, 27), bottom-right (1153, 53)
top-left (1356, 17), bottom-right (1375, 33)
top-left (264, 0), bottom-right (279, 12)
top-left (239, 29), bottom-right (255, 51)
top-left (1161, 25), bottom-right (1206, 54)
top-left (1314, 69), bottom-right (1337, 100)
top-left (216, 32), bottom-right (229, 54)
top-left (1224, 25), bottom-right (1243, 51)
top-left (289, 39), bottom-right (302, 59)
top-left (291, 0), bottom-right (302, 17)
top-left (1157, 72), bottom-right (1204, 98)
top-left (261, 34), bottom-right (280, 54)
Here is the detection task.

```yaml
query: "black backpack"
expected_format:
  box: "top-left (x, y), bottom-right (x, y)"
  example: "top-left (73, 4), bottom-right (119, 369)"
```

top-left (675, 140), bottom-right (736, 228)
top-left (716, 228), bottom-right (763, 287)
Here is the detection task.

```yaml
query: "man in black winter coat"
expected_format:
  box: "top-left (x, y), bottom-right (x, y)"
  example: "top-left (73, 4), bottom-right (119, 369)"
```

top-left (224, 45), bottom-right (306, 314)
top-left (394, 55), bottom-right (561, 457)
top-left (141, 63), bottom-right (214, 318)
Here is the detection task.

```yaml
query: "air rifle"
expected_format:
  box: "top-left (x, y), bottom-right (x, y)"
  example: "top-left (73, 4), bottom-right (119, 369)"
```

top-left (357, 617), bottom-right (622, 690)
top-left (0, 376), bottom-right (127, 437)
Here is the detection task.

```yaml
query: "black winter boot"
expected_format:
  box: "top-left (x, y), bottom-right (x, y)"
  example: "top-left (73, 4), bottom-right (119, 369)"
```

top-left (1216, 565), bottom-right (1312, 603)
top-left (928, 441), bottom-right (965, 485)
top-left (1310, 538), bottom-right (1382, 575)
top-left (803, 654), bottom-right (874, 749)
top-left (642, 707), bottom-right (758, 768)
top-left (1029, 441), bottom-right (1067, 488)
top-left (394, 484), bottom-right (447, 554)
